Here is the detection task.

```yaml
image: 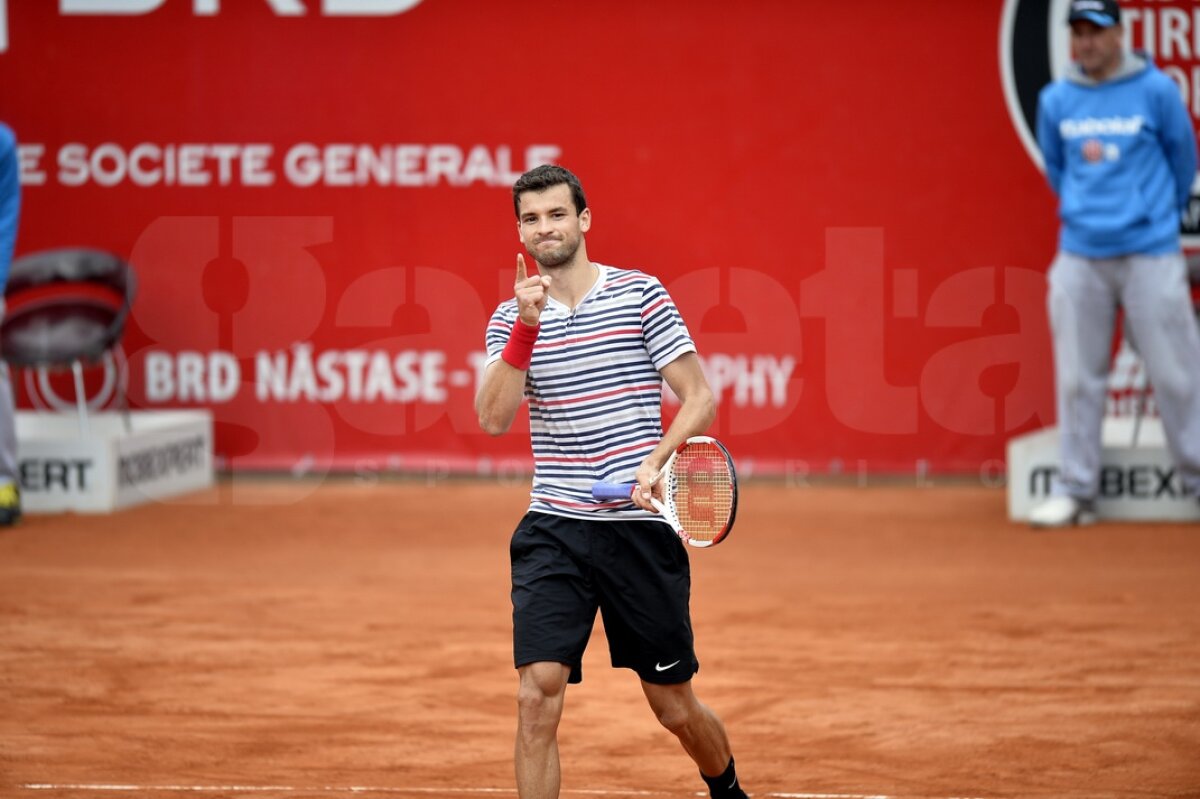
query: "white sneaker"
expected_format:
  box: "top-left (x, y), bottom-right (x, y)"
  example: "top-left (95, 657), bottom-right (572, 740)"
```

top-left (1028, 495), bottom-right (1097, 528)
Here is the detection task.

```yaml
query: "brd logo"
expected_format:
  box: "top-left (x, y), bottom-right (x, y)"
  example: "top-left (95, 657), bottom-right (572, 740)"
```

top-left (0, 0), bottom-right (425, 53)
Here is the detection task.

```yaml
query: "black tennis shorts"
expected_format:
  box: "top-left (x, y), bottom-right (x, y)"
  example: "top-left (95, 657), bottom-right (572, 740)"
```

top-left (510, 511), bottom-right (698, 685)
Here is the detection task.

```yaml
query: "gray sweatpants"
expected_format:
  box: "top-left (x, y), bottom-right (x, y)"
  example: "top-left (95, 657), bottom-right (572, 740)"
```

top-left (1047, 250), bottom-right (1200, 498)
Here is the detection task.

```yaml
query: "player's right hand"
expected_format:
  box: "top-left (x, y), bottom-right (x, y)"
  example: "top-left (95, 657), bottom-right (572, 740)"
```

top-left (515, 253), bottom-right (551, 326)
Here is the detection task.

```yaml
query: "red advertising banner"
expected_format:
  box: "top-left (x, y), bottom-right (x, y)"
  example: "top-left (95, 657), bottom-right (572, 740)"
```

top-left (1, 0), bottom-right (1189, 477)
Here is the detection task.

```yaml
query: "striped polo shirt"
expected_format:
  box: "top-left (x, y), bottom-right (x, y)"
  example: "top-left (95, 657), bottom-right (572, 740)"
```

top-left (485, 264), bottom-right (696, 521)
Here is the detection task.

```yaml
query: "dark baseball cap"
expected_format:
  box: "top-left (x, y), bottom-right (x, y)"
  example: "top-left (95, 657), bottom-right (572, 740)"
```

top-left (1067, 0), bottom-right (1120, 27)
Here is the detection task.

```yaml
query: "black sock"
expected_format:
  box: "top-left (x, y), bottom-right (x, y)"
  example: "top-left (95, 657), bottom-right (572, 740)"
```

top-left (701, 756), bottom-right (747, 799)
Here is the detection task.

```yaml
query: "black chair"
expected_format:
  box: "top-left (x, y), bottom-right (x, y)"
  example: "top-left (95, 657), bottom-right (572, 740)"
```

top-left (1, 248), bottom-right (137, 434)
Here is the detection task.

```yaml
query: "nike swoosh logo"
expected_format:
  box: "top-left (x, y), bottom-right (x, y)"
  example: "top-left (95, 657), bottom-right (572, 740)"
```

top-left (654, 660), bottom-right (681, 672)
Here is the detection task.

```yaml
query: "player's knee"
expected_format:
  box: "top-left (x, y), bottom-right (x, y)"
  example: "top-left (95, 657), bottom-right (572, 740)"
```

top-left (516, 667), bottom-right (567, 732)
top-left (656, 708), bottom-right (690, 736)
top-left (651, 697), bottom-right (695, 736)
top-left (516, 688), bottom-right (562, 739)
top-left (516, 683), bottom-right (553, 714)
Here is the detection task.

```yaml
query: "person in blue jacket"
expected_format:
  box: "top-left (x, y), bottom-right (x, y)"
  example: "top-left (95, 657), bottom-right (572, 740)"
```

top-left (1031, 0), bottom-right (1200, 526)
top-left (0, 124), bottom-right (20, 525)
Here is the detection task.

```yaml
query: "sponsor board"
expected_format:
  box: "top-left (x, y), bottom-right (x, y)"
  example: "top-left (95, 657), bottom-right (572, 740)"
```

top-left (16, 410), bottom-right (214, 513)
top-left (0, 3), bottom-right (1073, 472)
top-left (1007, 417), bottom-right (1200, 521)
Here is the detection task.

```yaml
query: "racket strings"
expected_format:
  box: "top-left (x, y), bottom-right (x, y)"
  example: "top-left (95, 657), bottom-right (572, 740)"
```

top-left (669, 446), bottom-right (734, 542)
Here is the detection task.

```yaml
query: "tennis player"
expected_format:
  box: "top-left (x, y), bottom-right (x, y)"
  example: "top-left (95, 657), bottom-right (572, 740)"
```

top-left (476, 165), bottom-right (750, 799)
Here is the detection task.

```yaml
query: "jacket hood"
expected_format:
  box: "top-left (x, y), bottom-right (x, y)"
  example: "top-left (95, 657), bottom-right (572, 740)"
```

top-left (1065, 50), bottom-right (1150, 86)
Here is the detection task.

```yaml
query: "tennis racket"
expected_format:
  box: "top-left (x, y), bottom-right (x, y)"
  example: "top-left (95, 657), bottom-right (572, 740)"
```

top-left (591, 436), bottom-right (738, 548)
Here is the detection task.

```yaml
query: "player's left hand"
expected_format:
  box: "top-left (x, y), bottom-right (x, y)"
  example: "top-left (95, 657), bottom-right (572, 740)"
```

top-left (631, 457), bottom-right (664, 512)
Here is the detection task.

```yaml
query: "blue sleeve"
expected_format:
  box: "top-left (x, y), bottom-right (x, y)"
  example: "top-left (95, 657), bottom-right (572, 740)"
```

top-left (1036, 88), bottom-right (1063, 196)
top-left (0, 125), bottom-right (19, 285)
top-left (1155, 78), bottom-right (1198, 211)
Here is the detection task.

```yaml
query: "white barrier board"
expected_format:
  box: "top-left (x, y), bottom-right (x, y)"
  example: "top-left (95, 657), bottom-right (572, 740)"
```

top-left (1007, 418), bottom-right (1200, 523)
top-left (16, 410), bottom-right (214, 513)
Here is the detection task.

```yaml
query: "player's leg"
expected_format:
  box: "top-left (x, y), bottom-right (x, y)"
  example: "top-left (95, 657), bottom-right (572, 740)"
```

top-left (510, 513), bottom-right (598, 799)
top-left (1034, 251), bottom-right (1119, 524)
top-left (594, 519), bottom-right (748, 796)
top-left (1120, 252), bottom-right (1200, 495)
top-left (640, 679), bottom-right (747, 798)
top-left (515, 661), bottom-right (571, 799)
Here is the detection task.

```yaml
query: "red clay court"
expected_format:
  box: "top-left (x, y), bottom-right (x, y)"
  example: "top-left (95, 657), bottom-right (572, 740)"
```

top-left (2, 480), bottom-right (1198, 799)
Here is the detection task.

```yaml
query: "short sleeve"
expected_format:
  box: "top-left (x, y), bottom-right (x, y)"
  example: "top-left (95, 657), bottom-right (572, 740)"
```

top-left (640, 277), bottom-right (697, 370)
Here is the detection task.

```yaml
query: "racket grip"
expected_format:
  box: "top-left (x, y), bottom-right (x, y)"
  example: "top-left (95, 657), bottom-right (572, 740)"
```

top-left (591, 482), bottom-right (636, 501)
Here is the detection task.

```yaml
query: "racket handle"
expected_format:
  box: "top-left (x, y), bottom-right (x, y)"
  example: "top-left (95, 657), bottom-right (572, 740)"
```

top-left (591, 482), bottom-right (636, 501)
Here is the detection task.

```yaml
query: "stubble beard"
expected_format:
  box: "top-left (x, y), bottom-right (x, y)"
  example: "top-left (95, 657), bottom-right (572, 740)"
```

top-left (530, 237), bottom-right (580, 269)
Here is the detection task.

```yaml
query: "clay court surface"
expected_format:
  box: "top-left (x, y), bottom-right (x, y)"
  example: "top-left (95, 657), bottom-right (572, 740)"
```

top-left (2, 480), bottom-right (1198, 799)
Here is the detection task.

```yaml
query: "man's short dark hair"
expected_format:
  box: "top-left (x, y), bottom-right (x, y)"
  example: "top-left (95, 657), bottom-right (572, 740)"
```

top-left (512, 165), bottom-right (588, 219)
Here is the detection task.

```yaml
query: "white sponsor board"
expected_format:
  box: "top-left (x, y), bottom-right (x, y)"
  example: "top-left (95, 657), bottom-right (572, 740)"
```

top-left (1008, 419), bottom-right (1200, 522)
top-left (17, 410), bottom-right (213, 513)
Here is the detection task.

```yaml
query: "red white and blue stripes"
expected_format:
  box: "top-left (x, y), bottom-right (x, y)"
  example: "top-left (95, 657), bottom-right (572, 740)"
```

top-left (485, 265), bottom-right (696, 521)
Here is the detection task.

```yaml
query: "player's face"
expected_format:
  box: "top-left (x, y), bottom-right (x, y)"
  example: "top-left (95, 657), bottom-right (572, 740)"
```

top-left (517, 184), bottom-right (591, 269)
top-left (1070, 21), bottom-right (1123, 79)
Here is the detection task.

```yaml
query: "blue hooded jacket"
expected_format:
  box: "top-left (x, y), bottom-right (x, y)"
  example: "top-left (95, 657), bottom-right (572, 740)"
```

top-left (1037, 52), bottom-right (1197, 258)
top-left (0, 124), bottom-right (18, 289)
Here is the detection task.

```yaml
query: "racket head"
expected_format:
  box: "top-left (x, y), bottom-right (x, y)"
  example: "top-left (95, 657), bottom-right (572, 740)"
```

top-left (663, 436), bottom-right (738, 548)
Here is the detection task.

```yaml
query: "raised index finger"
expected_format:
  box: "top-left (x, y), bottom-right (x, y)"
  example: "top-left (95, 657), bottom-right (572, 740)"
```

top-left (515, 253), bottom-right (527, 284)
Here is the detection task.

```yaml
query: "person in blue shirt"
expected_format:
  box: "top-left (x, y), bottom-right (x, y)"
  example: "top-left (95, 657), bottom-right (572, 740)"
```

top-left (1031, 0), bottom-right (1200, 526)
top-left (0, 124), bottom-right (20, 525)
